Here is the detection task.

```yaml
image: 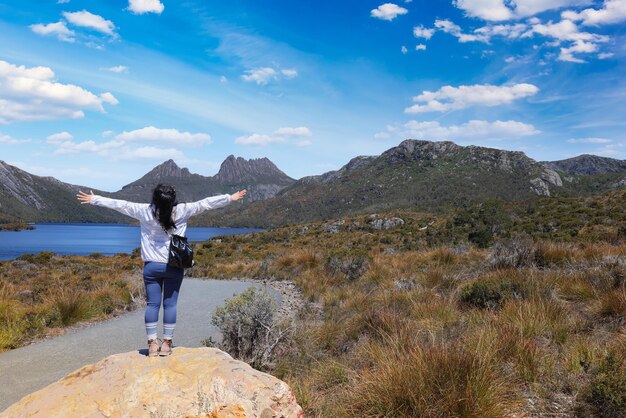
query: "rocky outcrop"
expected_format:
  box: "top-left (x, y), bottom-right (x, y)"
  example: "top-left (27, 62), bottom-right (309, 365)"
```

top-left (216, 155), bottom-right (294, 185)
top-left (543, 155), bottom-right (626, 176)
top-left (1, 347), bottom-right (303, 418)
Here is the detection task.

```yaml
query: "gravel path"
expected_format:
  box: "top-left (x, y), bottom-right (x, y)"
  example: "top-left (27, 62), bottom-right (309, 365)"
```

top-left (0, 278), bottom-right (275, 411)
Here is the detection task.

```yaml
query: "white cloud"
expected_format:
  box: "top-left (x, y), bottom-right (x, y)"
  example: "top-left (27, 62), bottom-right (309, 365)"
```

top-left (281, 68), bottom-right (298, 79)
top-left (567, 137), bottom-right (611, 143)
top-left (47, 131), bottom-right (73, 143)
top-left (241, 66), bottom-right (297, 85)
top-left (559, 39), bottom-right (598, 62)
top-left (378, 119), bottom-right (540, 140)
top-left (115, 126), bottom-right (212, 145)
top-left (562, 0), bottom-right (626, 26)
top-left (371, 3), bottom-right (408, 21)
top-left (235, 133), bottom-right (286, 145)
top-left (54, 139), bottom-right (125, 155)
top-left (416, 44), bottom-right (427, 51)
top-left (0, 133), bottom-right (29, 144)
top-left (296, 140), bottom-right (312, 147)
top-left (236, 126), bottom-right (313, 145)
top-left (405, 83), bottom-right (539, 113)
top-left (434, 19), bottom-right (490, 42)
top-left (102, 130), bottom-right (114, 137)
top-left (401, 45), bottom-right (408, 54)
top-left (29, 21), bottom-right (75, 42)
top-left (128, 0), bottom-right (165, 15)
top-left (453, 0), bottom-right (592, 21)
top-left (0, 60), bottom-right (118, 124)
top-left (120, 146), bottom-right (183, 160)
top-left (219, 75), bottom-right (228, 83)
top-left (57, 0), bottom-right (71, 4)
top-left (598, 52), bottom-right (614, 59)
top-left (104, 65), bottom-right (128, 73)
top-left (413, 25), bottom-right (434, 39)
top-left (274, 126), bottom-right (313, 137)
top-left (63, 10), bottom-right (116, 36)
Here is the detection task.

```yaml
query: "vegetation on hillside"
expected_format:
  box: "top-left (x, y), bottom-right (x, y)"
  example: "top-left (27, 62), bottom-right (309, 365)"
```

top-left (1, 189), bottom-right (624, 416)
top-left (195, 189), bottom-right (626, 417)
top-left (0, 252), bottom-right (143, 351)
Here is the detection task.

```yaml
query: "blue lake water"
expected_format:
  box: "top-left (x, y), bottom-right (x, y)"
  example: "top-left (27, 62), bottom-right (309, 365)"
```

top-left (0, 223), bottom-right (263, 261)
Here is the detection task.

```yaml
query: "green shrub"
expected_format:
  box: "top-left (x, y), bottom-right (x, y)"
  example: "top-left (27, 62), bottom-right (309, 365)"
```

top-left (459, 275), bottom-right (525, 309)
top-left (579, 349), bottom-right (626, 417)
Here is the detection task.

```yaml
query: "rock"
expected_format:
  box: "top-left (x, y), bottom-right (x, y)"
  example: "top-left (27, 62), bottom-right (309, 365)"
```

top-left (369, 217), bottom-right (405, 230)
top-left (1, 347), bottom-right (303, 418)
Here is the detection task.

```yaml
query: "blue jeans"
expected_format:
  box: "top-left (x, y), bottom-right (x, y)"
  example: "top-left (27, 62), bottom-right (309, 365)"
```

top-left (143, 261), bottom-right (183, 340)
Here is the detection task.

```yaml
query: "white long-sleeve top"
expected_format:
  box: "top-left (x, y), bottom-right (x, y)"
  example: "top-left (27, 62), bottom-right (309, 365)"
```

top-left (90, 194), bottom-right (232, 263)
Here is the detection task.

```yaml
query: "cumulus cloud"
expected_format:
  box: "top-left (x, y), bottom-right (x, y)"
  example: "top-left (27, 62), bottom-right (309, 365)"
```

top-left (29, 21), bottom-right (75, 42)
top-left (104, 65), bottom-right (128, 73)
top-left (47, 126), bottom-right (211, 162)
top-left (567, 137), bottom-right (612, 143)
top-left (416, 44), bottom-right (427, 51)
top-left (0, 60), bottom-right (118, 124)
top-left (274, 126), bottom-right (313, 137)
top-left (115, 126), bottom-right (212, 145)
top-left (413, 25), bottom-right (435, 39)
top-left (434, 19), bottom-right (490, 42)
top-left (120, 146), bottom-right (183, 160)
top-left (453, 0), bottom-right (591, 21)
top-left (378, 119), bottom-right (540, 141)
top-left (405, 83), bottom-right (539, 114)
top-left (47, 131), bottom-right (73, 143)
top-left (128, 0), bottom-right (165, 15)
top-left (525, 18), bottom-right (609, 62)
top-left (281, 68), bottom-right (298, 79)
top-left (371, 3), bottom-right (408, 21)
top-left (562, 0), bottom-right (626, 26)
top-left (0, 133), bottom-right (29, 144)
top-left (57, 0), bottom-right (71, 3)
top-left (401, 45), bottom-right (408, 54)
top-left (236, 126), bottom-right (313, 145)
top-left (63, 10), bottom-right (116, 36)
top-left (235, 133), bottom-right (285, 145)
top-left (241, 66), bottom-right (298, 85)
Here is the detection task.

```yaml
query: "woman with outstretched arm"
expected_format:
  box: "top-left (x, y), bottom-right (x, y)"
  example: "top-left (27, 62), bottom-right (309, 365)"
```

top-left (77, 184), bottom-right (247, 357)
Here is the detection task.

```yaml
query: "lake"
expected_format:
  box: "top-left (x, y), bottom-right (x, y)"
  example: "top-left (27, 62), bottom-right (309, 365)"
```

top-left (0, 223), bottom-right (263, 261)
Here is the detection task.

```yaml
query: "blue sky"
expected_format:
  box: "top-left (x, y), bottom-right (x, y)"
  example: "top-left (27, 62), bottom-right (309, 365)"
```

top-left (0, 0), bottom-right (624, 191)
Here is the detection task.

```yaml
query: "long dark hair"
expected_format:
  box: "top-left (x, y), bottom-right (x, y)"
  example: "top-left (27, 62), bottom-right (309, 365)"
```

top-left (151, 184), bottom-right (177, 231)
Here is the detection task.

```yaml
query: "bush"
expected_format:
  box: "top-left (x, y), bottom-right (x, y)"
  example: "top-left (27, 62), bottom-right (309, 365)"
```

top-left (579, 349), bottom-right (626, 417)
top-left (459, 274), bottom-right (525, 309)
top-left (488, 237), bottom-right (534, 269)
top-left (210, 287), bottom-right (291, 369)
top-left (325, 255), bottom-right (369, 281)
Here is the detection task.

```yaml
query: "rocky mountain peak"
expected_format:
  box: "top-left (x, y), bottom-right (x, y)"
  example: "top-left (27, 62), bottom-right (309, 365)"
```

top-left (143, 159), bottom-right (192, 179)
top-left (215, 155), bottom-right (292, 184)
top-left (543, 154), bottom-right (626, 176)
top-left (383, 139), bottom-right (462, 163)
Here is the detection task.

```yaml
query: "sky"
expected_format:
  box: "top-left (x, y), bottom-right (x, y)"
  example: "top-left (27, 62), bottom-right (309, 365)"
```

top-left (0, 0), bottom-right (625, 191)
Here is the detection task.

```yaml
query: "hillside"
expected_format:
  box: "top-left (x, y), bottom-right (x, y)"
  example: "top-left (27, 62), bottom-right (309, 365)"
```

top-left (195, 140), bottom-right (570, 227)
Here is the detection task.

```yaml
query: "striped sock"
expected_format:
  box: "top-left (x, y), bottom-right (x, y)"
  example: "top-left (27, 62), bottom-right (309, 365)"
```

top-left (145, 321), bottom-right (158, 340)
top-left (163, 323), bottom-right (176, 339)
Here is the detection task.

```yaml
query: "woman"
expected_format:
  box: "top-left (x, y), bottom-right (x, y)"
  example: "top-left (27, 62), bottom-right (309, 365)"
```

top-left (77, 185), bottom-right (247, 357)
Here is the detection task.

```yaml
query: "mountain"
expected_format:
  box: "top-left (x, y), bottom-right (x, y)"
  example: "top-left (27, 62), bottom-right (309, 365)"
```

top-left (194, 140), bottom-right (626, 228)
top-left (543, 154), bottom-right (626, 176)
top-left (115, 156), bottom-right (294, 202)
top-left (0, 161), bottom-right (125, 223)
top-left (0, 156), bottom-right (294, 224)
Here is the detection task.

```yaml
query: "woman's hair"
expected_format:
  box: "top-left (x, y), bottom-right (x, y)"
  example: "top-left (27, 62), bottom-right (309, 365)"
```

top-left (151, 183), bottom-right (177, 231)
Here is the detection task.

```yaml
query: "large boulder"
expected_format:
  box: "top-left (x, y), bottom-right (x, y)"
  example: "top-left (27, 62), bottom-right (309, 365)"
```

top-left (1, 347), bottom-right (303, 418)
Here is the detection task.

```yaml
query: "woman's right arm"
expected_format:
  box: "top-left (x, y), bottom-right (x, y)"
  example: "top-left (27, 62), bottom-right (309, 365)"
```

top-left (77, 190), bottom-right (146, 220)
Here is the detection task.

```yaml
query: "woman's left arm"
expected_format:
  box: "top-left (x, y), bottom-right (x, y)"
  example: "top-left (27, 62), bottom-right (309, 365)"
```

top-left (77, 190), bottom-right (146, 220)
top-left (179, 189), bottom-right (247, 219)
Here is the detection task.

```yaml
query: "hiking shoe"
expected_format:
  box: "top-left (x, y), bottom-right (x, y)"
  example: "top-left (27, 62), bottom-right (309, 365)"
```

top-left (159, 338), bottom-right (173, 356)
top-left (148, 338), bottom-right (160, 357)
